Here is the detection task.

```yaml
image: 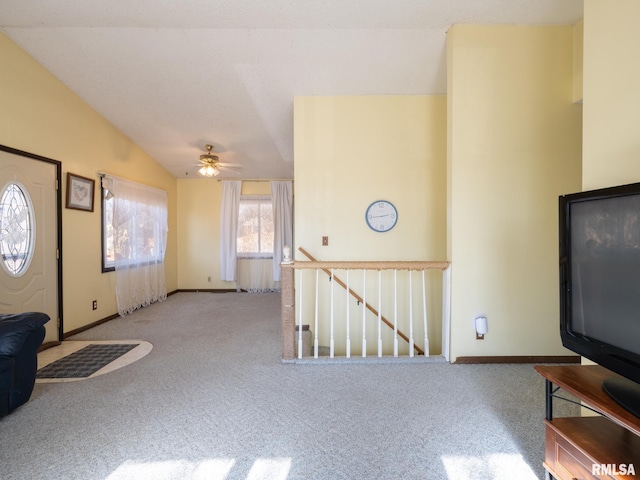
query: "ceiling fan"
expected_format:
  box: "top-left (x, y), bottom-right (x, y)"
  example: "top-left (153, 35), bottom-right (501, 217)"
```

top-left (197, 144), bottom-right (242, 177)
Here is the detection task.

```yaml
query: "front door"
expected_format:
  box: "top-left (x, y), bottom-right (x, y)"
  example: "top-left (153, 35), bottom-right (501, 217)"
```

top-left (0, 146), bottom-right (61, 344)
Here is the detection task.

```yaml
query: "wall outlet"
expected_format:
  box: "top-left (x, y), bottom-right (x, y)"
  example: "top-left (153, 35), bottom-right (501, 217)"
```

top-left (322, 236), bottom-right (329, 246)
top-left (207, 276), bottom-right (211, 282)
top-left (92, 300), bottom-right (97, 310)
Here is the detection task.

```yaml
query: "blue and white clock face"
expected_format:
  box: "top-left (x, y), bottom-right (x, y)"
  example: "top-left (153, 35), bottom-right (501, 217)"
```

top-left (365, 200), bottom-right (398, 232)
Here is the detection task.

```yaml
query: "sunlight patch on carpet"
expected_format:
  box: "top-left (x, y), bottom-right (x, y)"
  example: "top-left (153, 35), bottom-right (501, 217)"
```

top-left (104, 457), bottom-right (292, 480)
top-left (441, 453), bottom-right (538, 480)
top-left (246, 458), bottom-right (291, 480)
top-left (106, 459), bottom-right (236, 480)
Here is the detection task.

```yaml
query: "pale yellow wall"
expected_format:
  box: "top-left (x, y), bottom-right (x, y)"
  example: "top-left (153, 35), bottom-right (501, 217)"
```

top-left (294, 96), bottom-right (446, 261)
top-left (294, 95), bottom-right (447, 355)
top-left (1, 21), bottom-right (592, 361)
top-left (177, 179), bottom-right (225, 289)
top-left (176, 179), bottom-right (273, 290)
top-left (582, 0), bottom-right (640, 190)
top-left (0, 33), bottom-right (177, 334)
top-left (242, 181), bottom-right (271, 196)
top-left (573, 20), bottom-right (584, 103)
top-left (447, 25), bottom-right (582, 360)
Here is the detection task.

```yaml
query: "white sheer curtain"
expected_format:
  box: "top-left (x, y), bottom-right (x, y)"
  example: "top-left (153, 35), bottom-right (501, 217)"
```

top-left (271, 181), bottom-right (293, 282)
top-left (219, 180), bottom-right (242, 281)
top-left (236, 258), bottom-right (277, 292)
top-left (103, 175), bottom-right (168, 316)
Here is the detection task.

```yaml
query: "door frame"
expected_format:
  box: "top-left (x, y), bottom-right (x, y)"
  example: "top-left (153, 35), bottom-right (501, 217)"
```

top-left (0, 144), bottom-right (63, 342)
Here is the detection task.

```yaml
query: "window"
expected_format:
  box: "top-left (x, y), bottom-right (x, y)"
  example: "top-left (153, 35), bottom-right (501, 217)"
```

top-left (101, 180), bottom-right (167, 272)
top-left (0, 182), bottom-right (35, 277)
top-left (237, 196), bottom-right (273, 258)
top-left (102, 187), bottom-right (115, 271)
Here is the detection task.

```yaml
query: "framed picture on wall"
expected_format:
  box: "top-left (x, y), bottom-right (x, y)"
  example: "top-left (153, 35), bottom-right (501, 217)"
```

top-left (65, 172), bottom-right (95, 212)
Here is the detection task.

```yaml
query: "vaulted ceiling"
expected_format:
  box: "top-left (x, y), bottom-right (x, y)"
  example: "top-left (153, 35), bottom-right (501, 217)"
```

top-left (0, 0), bottom-right (583, 179)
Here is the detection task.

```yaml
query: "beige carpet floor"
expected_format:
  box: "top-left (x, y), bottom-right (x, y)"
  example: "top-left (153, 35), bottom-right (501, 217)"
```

top-left (0, 292), bottom-right (577, 480)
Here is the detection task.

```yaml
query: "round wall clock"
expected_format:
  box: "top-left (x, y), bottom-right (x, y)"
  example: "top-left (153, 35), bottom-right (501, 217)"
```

top-left (365, 200), bottom-right (398, 232)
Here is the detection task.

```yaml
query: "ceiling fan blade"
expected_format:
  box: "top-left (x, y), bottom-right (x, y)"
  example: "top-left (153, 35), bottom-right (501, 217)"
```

top-left (218, 163), bottom-right (243, 168)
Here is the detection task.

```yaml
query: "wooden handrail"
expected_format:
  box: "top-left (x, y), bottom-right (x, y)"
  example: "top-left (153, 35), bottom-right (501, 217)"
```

top-left (287, 259), bottom-right (450, 271)
top-left (297, 247), bottom-right (425, 356)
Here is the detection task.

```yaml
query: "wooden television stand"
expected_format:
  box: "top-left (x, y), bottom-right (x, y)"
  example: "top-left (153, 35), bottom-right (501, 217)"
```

top-left (535, 365), bottom-right (640, 480)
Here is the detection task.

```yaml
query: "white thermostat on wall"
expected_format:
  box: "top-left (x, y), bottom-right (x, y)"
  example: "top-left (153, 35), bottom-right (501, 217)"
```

top-left (365, 200), bottom-right (398, 232)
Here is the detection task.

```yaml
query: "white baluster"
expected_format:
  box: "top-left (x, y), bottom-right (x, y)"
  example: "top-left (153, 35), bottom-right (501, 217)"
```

top-left (442, 266), bottom-right (451, 362)
top-left (298, 269), bottom-right (303, 359)
top-left (423, 269), bottom-right (429, 357)
top-left (393, 269), bottom-right (398, 358)
top-left (409, 270), bottom-right (414, 358)
top-left (346, 269), bottom-right (351, 358)
top-left (330, 268), bottom-right (335, 358)
top-left (314, 269), bottom-right (319, 358)
top-left (362, 269), bottom-right (367, 358)
top-left (378, 270), bottom-right (382, 358)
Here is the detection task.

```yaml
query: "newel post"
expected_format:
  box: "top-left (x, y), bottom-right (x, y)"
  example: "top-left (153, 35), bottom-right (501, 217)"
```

top-left (281, 261), bottom-right (295, 360)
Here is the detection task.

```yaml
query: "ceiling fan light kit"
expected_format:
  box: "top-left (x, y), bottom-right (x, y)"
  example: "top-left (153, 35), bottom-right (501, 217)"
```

top-left (198, 164), bottom-right (220, 177)
top-left (197, 144), bottom-right (242, 177)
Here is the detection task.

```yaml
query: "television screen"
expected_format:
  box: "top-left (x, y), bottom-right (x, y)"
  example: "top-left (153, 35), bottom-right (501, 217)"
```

top-left (560, 182), bottom-right (640, 417)
top-left (568, 194), bottom-right (640, 355)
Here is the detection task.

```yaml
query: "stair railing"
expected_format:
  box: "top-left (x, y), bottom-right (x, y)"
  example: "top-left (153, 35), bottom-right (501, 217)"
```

top-left (299, 247), bottom-right (425, 355)
top-left (280, 248), bottom-right (451, 361)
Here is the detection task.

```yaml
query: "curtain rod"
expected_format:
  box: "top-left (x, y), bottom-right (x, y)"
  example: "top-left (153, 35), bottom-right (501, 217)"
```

top-left (96, 171), bottom-right (128, 180)
top-left (215, 178), bottom-right (294, 182)
top-left (96, 171), bottom-right (166, 194)
top-left (96, 171), bottom-right (129, 182)
top-left (100, 171), bottom-right (293, 183)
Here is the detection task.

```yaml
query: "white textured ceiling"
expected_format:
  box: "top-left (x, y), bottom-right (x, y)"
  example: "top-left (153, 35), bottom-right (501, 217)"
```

top-left (0, 0), bottom-right (583, 179)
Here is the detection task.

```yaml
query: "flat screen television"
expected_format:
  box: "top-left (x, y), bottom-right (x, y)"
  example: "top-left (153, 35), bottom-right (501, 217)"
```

top-left (560, 182), bottom-right (640, 419)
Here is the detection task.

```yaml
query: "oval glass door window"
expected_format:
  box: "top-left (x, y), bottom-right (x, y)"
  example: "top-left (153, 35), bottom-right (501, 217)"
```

top-left (0, 182), bottom-right (36, 276)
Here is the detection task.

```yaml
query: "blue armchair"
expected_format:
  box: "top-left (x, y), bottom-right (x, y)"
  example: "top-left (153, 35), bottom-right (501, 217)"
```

top-left (0, 312), bottom-right (50, 417)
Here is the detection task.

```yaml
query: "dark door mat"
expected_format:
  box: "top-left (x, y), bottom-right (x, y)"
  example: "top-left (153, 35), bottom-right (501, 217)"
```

top-left (37, 343), bottom-right (139, 379)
